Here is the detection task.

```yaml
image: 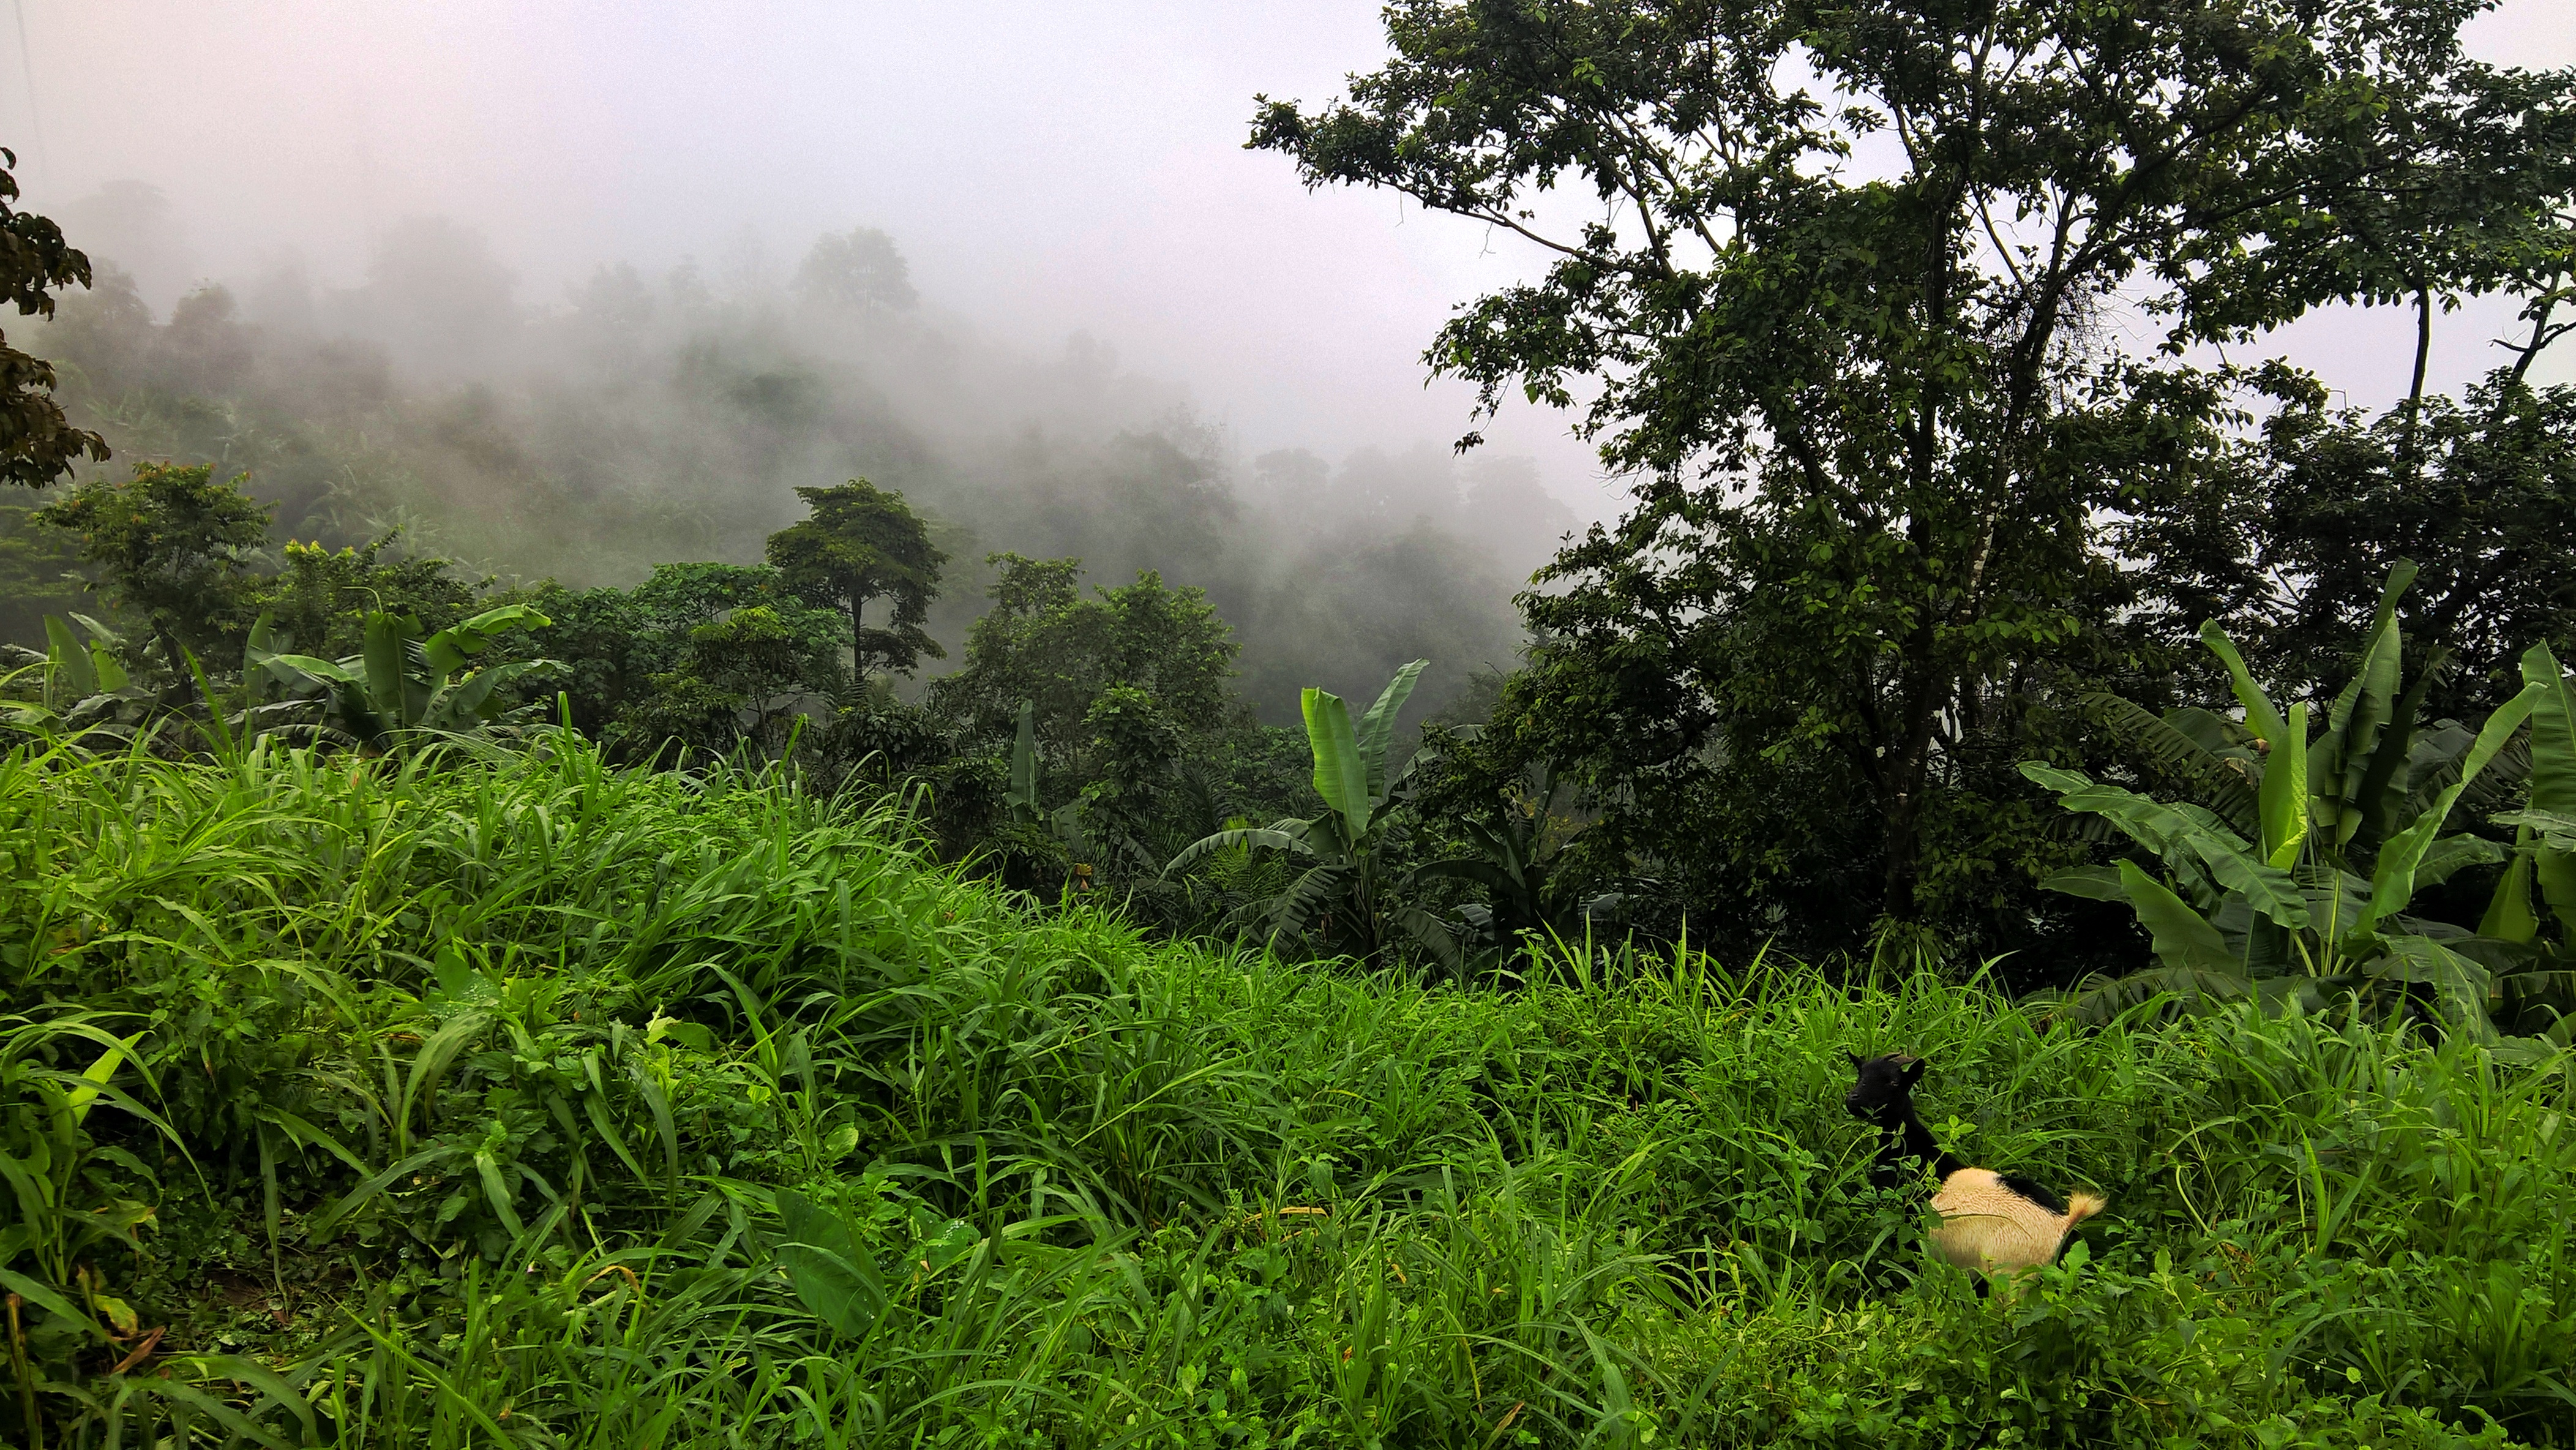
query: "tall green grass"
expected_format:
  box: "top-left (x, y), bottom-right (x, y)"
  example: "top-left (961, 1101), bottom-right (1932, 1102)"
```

top-left (2, 729), bottom-right (2570, 1446)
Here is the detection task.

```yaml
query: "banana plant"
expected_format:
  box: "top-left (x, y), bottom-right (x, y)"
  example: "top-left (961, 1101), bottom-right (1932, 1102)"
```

top-left (2024, 563), bottom-right (2565, 1041)
top-left (4, 614), bottom-right (157, 740)
top-left (1163, 659), bottom-right (1460, 969)
top-left (259, 604), bottom-right (556, 751)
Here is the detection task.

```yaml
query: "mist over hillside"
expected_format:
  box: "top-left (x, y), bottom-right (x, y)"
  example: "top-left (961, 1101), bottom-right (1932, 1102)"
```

top-left (12, 197), bottom-right (1578, 723)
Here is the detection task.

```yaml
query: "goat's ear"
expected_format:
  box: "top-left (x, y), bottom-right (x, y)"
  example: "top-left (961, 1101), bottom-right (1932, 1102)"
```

top-left (1898, 1058), bottom-right (1926, 1086)
top-left (1846, 1051), bottom-right (1865, 1070)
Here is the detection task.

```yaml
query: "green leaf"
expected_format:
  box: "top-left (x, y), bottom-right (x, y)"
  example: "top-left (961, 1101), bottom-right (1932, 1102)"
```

top-left (263, 653), bottom-right (366, 688)
top-left (474, 1149), bottom-right (525, 1236)
top-left (2081, 693), bottom-right (2260, 836)
top-left (1391, 904), bottom-right (1463, 973)
top-left (2479, 827), bottom-right (2541, 943)
top-left (2321, 562), bottom-right (2413, 841)
top-left (2523, 642), bottom-right (2576, 816)
top-left (2356, 681), bottom-right (2541, 939)
top-left (43, 614), bottom-right (94, 701)
top-left (244, 610), bottom-right (275, 706)
top-left (1303, 686), bottom-right (1372, 841)
top-left (1008, 699), bottom-right (1038, 813)
top-left (1163, 825), bottom-right (1312, 878)
top-left (419, 659), bottom-right (558, 732)
top-left (421, 604), bottom-right (550, 677)
top-left (775, 1190), bottom-right (886, 1340)
top-left (362, 611), bottom-right (410, 721)
top-left (2413, 833), bottom-right (2506, 890)
top-left (2351, 645), bottom-right (2446, 845)
top-left (66, 1031), bottom-right (143, 1127)
top-left (0, 1267), bottom-right (108, 1341)
top-left (2115, 860), bottom-right (2237, 974)
top-left (2262, 703), bottom-right (2311, 866)
top-left (2040, 865), bottom-right (2129, 901)
top-left (1354, 659), bottom-right (1428, 809)
top-left (2021, 764), bottom-right (2305, 927)
top-left (2367, 936), bottom-right (2498, 1042)
top-left (2199, 621), bottom-right (2287, 745)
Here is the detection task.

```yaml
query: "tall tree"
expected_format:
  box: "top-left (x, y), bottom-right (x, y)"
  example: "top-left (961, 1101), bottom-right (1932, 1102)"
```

top-left (793, 227), bottom-right (919, 313)
top-left (765, 478), bottom-right (948, 680)
top-left (1252, 0), bottom-right (2576, 935)
top-left (1, 146), bottom-right (110, 487)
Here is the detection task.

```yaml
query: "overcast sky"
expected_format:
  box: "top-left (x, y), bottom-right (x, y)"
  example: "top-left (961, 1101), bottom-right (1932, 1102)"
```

top-left (9, 0), bottom-right (2572, 520)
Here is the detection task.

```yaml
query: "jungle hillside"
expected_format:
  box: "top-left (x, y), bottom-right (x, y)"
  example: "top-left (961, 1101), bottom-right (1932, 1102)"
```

top-left (4, 0), bottom-right (2576, 1444)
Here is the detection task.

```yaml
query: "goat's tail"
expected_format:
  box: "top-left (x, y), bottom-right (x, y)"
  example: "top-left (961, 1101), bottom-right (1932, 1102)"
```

top-left (2063, 1192), bottom-right (2108, 1227)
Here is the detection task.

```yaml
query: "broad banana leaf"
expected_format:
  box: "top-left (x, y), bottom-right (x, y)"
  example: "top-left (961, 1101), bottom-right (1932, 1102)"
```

top-left (2322, 561), bottom-right (2414, 845)
top-left (2057, 964), bottom-right (2258, 1025)
top-left (261, 653), bottom-right (389, 745)
top-left (2413, 833), bottom-right (2509, 890)
top-left (1163, 825), bottom-right (1313, 879)
top-left (43, 615), bottom-right (93, 705)
top-left (1007, 699), bottom-right (1039, 817)
top-left (1391, 904), bottom-right (1463, 974)
top-left (2353, 680), bottom-right (2541, 940)
top-left (362, 612), bottom-right (411, 723)
top-left (421, 603), bottom-right (551, 675)
top-left (2039, 864), bottom-right (2127, 900)
top-left (1408, 856), bottom-right (1521, 895)
top-left (420, 659), bottom-right (558, 733)
top-left (2023, 764), bottom-right (2307, 928)
top-left (90, 644), bottom-right (126, 692)
top-left (2367, 936), bottom-right (2498, 1042)
top-left (1355, 658), bottom-right (1428, 810)
top-left (2115, 859), bottom-right (2237, 974)
top-left (2349, 645), bottom-right (2447, 847)
top-left (2262, 702), bottom-right (2310, 866)
top-left (1267, 861), bottom-right (1350, 944)
top-left (1304, 686), bottom-right (1372, 843)
top-left (2080, 692), bottom-right (2259, 836)
top-left (2518, 642), bottom-right (2576, 930)
top-left (2200, 622), bottom-right (2289, 744)
top-left (2479, 827), bottom-right (2541, 943)
top-left (244, 611), bottom-right (276, 707)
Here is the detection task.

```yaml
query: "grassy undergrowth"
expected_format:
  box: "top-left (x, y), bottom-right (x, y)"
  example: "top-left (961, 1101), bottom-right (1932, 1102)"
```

top-left (3, 732), bottom-right (2574, 1447)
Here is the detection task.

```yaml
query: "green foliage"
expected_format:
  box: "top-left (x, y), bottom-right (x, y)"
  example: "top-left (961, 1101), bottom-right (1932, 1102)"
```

top-left (0, 148), bottom-right (111, 489)
top-left (1167, 661), bottom-right (1459, 967)
top-left (0, 734), bottom-right (2572, 1444)
top-left (260, 604), bottom-right (555, 750)
top-left (34, 462), bottom-right (270, 694)
top-left (525, 562), bottom-right (852, 762)
top-left (2029, 564), bottom-right (2576, 1039)
top-left (1250, 0), bottom-right (2576, 963)
top-left (930, 552), bottom-right (1238, 751)
top-left (763, 478), bottom-right (946, 680)
top-left (2127, 322), bottom-right (2576, 729)
top-left (260, 532), bottom-right (489, 662)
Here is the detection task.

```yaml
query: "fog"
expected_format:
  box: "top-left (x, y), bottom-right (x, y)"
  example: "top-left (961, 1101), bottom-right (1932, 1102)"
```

top-left (6, 0), bottom-right (2571, 719)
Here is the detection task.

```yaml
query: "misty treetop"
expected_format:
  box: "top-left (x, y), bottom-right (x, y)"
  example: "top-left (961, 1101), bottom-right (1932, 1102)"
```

top-left (8, 197), bottom-right (1566, 733)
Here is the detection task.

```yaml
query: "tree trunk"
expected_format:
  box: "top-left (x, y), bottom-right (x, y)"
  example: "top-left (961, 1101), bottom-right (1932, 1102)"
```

top-left (2399, 283), bottom-right (2433, 482)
